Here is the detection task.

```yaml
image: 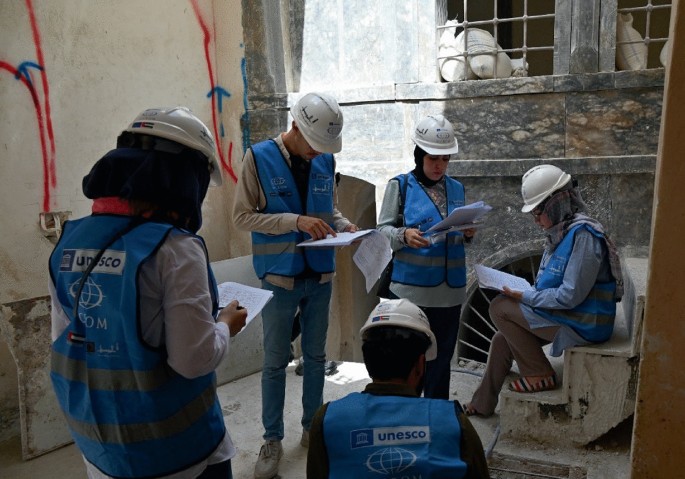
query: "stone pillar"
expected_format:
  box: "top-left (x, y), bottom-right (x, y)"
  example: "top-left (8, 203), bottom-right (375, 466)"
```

top-left (630, 0), bottom-right (685, 476)
top-left (569, 0), bottom-right (601, 73)
top-left (555, 0), bottom-right (618, 74)
top-left (328, 175), bottom-right (379, 362)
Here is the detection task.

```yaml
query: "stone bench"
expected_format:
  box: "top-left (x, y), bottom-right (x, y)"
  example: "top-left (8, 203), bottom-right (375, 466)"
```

top-left (499, 256), bottom-right (647, 445)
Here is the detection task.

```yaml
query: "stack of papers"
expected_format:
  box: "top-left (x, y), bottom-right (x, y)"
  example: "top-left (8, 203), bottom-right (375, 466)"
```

top-left (474, 264), bottom-right (534, 292)
top-left (217, 282), bottom-right (274, 326)
top-left (297, 229), bottom-right (374, 247)
top-left (296, 229), bottom-right (393, 294)
top-left (424, 201), bottom-right (493, 236)
top-left (351, 230), bottom-right (393, 293)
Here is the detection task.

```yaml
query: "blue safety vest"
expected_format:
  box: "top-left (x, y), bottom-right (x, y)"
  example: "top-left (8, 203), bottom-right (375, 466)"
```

top-left (323, 393), bottom-right (467, 478)
top-left (250, 140), bottom-right (336, 278)
top-left (392, 174), bottom-right (467, 287)
top-left (534, 224), bottom-right (617, 342)
top-left (49, 215), bottom-right (225, 478)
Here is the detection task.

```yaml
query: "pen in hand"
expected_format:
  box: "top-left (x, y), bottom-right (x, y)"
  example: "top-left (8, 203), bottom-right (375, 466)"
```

top-left (218, 300), bottom-right (248, 337)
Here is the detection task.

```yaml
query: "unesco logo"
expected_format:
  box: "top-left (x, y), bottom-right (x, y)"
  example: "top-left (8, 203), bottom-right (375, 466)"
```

top-left (69, 278), bottom-right (104, 310)
top-left (365, 447), bottom-right (417, 475)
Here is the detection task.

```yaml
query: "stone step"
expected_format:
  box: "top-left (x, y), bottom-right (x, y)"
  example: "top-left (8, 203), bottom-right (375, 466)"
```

top-left (498, 256), bottom-right (647, 445)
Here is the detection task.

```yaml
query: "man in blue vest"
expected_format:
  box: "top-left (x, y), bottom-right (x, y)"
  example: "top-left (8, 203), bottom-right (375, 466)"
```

top-left (49, 107), bottom-right (248, 478)
top-left (232, 92), bottom-right (358, 479)
top-left (307, 299), bottom-right (491, 478)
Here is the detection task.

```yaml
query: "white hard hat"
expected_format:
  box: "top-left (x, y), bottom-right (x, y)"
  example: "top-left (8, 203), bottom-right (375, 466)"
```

top-left (412, 114), bottom-right (459, 155)
top-left (123, 107), bottom-right (222, 186)
top-left (520, 164), bottom-right (572, 213)
top-left (361, 299), bottom-right (437, 361)
top-left (291, 92), bottom-right (343, 154)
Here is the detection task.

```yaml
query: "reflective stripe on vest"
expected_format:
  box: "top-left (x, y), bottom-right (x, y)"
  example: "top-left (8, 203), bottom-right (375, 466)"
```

top-left (49, 215), bottom-right (225, 478)
top-left (323, 393), bottom-right (467, 478)
top-left (392, 174), bottom-right (467, 287)
top-left (533, 224), bottom-right (617, 342)
top-left (250, 140), bottom-right (336, 278)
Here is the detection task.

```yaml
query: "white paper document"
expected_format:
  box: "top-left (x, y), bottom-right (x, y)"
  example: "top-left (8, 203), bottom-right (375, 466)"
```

top-left (425, 201), bottom-right (493, 235)
top-left (352, 231), bottom-right (393, 293)
top-left (297, 229), bottom-right (374, 247)
top-left (474, 264), bottom-right (534, 292)
top-left (217, 282), bottom-right (274, 326)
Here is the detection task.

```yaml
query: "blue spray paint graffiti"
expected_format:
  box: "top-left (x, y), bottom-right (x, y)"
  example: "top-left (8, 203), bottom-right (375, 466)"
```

top-left (241, 54), bottom-right (251, 156)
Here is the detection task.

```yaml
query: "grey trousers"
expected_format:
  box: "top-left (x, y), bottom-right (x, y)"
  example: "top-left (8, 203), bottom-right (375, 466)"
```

top-left (469, 295), bottom-right (559, 416)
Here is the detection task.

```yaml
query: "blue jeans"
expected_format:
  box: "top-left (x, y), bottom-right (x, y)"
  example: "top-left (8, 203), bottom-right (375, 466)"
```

top-left (260, 278), bottom-right (332, 440)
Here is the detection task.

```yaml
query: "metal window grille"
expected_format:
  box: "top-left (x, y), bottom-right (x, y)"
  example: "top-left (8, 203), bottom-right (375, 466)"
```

top-left (438, 0), bottom-right (556, 80)
top-left (616, 0), bottom-right (672, 69)
top-left (437, 0), bottom-right (672, 80)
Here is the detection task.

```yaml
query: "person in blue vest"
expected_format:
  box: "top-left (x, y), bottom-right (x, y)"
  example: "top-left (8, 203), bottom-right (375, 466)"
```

top-left (465, 164), bottom-right (624, 417)
top-left (232, 92), bottom-right (358, 479)
top-left (377, 114), bottom-right (475, 400)
top-left (306, 299), bottom-right (490, 478)
top-left (49, 107), bottom-right (248, 479)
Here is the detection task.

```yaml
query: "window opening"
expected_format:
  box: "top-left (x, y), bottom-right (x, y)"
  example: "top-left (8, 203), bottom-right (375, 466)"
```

top-left (439, 0), bottom-right (556, 81)
top-left (615, 0), bottom-right (672, 70)
top-left (438, 0), bottom-right (672, 81)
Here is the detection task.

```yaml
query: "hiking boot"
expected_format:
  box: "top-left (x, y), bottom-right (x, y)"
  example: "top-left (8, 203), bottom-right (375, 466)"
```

top-left (254, 440), bottom-right (283, 479)
top-left (300, 429), bottom-right (310, 448)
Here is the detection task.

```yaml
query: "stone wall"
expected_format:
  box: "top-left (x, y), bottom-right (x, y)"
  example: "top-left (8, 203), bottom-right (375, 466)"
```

top-left (243, 70), bottom-right (662, 253)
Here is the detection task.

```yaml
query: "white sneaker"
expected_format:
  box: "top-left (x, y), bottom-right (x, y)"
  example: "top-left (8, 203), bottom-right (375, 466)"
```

top-left (254, 440), bottom-right (283, 479)
top-left (300, 429), bottom-right (310, 448)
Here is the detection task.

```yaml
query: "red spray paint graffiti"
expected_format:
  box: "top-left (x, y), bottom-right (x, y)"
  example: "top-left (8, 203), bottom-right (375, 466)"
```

top-left (1, 0), bottom-right (56, 211)
top-left (190, 0), bottom-right (238, 183)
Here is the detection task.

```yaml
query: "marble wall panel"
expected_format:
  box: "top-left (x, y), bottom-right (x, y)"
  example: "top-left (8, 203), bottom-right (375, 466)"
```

top-left (450, 156), bottom-right (655, 263)
top-left (435, 94), bottom-right (567, 160)
top-left (566, 89), bottom-right (663, 157)
top-left (607, 173), bottom-right (655, 248)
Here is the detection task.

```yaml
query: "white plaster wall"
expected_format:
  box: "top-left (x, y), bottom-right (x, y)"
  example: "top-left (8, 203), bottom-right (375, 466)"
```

top-left (0, 0), bottom-right (246, 440)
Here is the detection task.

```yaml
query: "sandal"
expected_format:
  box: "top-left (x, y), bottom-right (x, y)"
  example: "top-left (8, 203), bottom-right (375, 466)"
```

top-left (463, 402), bottom-right (492, 418)
top-left (508, 374), bottom-right (557, 393)
top-left (463, 403), bottom-right (477, 416)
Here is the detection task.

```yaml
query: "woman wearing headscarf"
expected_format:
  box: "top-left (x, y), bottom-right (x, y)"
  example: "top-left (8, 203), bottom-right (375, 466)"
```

top-left (49, 107), bottom-right (247, 478)
top-left (377, 114), bottom-right (475, 399)
top-left (465, 164), bottom-right (623, 417)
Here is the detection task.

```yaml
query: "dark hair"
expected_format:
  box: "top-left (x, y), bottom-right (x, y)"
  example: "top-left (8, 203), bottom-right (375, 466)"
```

top-left (362, 327), bottom-right (431, 381)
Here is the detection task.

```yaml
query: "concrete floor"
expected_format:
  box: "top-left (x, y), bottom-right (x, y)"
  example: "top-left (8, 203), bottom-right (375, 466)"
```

top-left (0, 361), bottom-right (631, 478)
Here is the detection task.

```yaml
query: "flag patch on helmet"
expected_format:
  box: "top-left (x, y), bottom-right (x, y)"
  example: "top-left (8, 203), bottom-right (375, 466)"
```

top-left (132, 121), bottom-right (154, 129)
top-left (371, 315), bottom-right (391, 323)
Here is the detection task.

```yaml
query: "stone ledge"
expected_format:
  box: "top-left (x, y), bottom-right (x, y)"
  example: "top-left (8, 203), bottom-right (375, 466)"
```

top-left (449, 155), bottom-right (656, 177)
top-left (246, 70), bottom-right (664, 109)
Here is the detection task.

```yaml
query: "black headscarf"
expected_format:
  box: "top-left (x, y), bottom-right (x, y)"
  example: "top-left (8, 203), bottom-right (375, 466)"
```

top-left (82, 147), bottom-right (210, 233)
top-left (412, 145), bottom-right (441, 187)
